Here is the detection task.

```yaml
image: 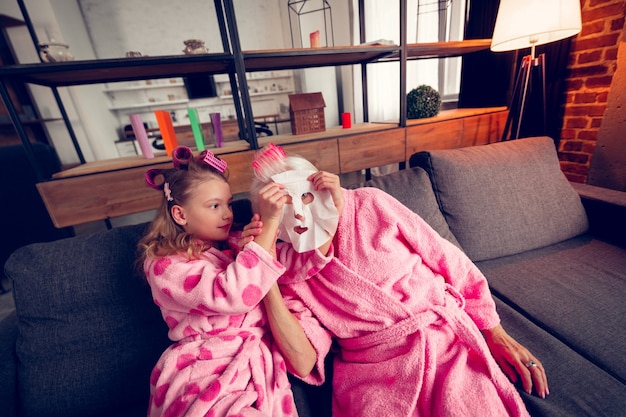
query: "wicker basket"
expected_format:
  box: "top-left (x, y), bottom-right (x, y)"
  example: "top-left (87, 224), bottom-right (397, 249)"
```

top-left (289, 92), bottom-right (326, 135)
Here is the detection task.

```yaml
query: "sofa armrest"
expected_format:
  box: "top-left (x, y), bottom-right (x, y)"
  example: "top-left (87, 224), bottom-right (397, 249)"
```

top-left (571, 182), bottom-right (626, 246)
top-left (0, 311), bottom-right (18, 417)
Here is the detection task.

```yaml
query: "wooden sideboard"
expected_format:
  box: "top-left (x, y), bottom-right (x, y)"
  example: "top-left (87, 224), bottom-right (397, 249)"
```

top-left (36, 107), bottom-right (507, 228)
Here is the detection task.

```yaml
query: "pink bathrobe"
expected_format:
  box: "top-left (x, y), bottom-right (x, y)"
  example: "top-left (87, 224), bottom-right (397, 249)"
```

top-left (144, 236), bottom-right (331, 417)
top-left (277, 188), bottom-right (531, 417)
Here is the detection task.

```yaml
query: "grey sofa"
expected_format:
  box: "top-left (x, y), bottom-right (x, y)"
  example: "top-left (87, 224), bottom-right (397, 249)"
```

top-left (1, 136), bottom-right (625, 417)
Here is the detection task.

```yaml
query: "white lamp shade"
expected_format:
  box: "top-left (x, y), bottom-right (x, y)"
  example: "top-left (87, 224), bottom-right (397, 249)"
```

top-left (491, 0), bottom-right (582, 52)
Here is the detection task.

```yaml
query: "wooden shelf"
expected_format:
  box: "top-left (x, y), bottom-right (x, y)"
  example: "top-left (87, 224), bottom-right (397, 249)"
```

top-left (258, 122), bottom-right (398, 147)
top-left (109, 98), bottom-right (189, 111)
top-left (0, 40), bottom-right (491, 87)
top-left (403, 106), bottom-right (507, 125)
top-left (242, 40), bottom-right (490, 72)
top-left (392, 39), bottom-right (491, 60)
top-left (219, 90), bottom-right (293, 100)
top-left (0, 53), bottom-right (234, 87)
top-left (0, 117), bottom-right (62, 127)
top-left (0, 14), bottom-right (24, 28)
top-left (243, 45), bottom-right (398, 71)
top-left (0, 46), bottom-right (395, 87)
top-left (52, 140), bottom-right (250, 179)
top-left (103, 81), bottom-right (184, 92)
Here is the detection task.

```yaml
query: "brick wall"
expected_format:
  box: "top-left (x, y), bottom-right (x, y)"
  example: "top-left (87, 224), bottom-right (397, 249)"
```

top-left (558, 0), bottom-right (626, 182)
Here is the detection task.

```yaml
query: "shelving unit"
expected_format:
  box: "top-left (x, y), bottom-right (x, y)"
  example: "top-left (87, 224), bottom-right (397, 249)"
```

top-left (104, 79), bottom-right (189, 111)
top-left (0, 0), bottom-right (499, 228)
top-left (102, 80), bottom-right (185, 92)
top-left (109, 99), bottom-right (190, 111)
top-left (215, 70), bottom-right (295, 99)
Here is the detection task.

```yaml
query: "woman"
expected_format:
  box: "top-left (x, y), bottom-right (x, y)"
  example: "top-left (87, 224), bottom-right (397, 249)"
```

top-left (245, 143), bottom-right (548, 417)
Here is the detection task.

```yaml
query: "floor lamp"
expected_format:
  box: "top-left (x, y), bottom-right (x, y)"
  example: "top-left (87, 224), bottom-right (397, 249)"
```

top-left (490, 0), bottom-right (582, 141)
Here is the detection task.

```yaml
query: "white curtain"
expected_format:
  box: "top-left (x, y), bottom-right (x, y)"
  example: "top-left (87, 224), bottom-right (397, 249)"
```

top-left (351, 0), bottom-right (465, 124)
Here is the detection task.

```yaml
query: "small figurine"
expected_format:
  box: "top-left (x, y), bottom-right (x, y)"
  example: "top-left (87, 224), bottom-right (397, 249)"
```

top-left (182, 39), bottom-right (208, 55)
top-left (39, 41), bottom-right (74, 63)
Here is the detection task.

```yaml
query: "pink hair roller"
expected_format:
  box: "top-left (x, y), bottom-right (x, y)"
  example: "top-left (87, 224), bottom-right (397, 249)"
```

top-left (201, 150), bottom-right (227, 173)
top-left (145, 169), bottom-right (164, 190)
top-left (172, 146), bottom-right (193, 169)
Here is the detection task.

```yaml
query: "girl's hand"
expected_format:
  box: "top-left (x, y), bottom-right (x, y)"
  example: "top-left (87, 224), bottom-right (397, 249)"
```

top-left (238, 213), bottom-right (263, 250)
top-left (308, 171), bottom-right (344, 216)
top-left (253, 182), bottom-right (286, 257)
top-left (483, 324), bottom-right (549, 398)
top-left (257, 182), bottom-right (288, 223)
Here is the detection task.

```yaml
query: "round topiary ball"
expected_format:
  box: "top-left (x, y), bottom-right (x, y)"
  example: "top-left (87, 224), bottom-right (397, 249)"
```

top-left (407, 85), bottom-right (441, 119)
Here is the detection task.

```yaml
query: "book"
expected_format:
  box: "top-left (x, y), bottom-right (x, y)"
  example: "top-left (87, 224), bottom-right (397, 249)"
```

top-left (154, 110), bottom-right (178, 156)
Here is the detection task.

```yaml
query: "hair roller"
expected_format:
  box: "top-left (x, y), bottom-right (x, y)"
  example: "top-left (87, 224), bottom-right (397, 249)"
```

top-left (172, 146), bottom-right (193, 169)
top-left (252, 143), bottom-right (287, 182)
top-left (197, 150), bottom-right (208, 163)
top-left (199, 150), bottom-right (227, 173)
top-left (145, 169), bottom-right (165, 190)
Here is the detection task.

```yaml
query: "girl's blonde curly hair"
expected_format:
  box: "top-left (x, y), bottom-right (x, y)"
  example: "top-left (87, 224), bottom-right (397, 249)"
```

top-left (137, 147), bottom-right (229, 265)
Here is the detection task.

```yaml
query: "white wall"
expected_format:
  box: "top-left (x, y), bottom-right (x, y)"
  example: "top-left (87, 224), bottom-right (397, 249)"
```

top-left (78, 0), bottom-right (289, 58)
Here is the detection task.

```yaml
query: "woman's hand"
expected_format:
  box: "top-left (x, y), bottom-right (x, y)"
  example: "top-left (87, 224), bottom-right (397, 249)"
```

top-left (306, 171), bottom-right (343, 256)
top-left (308, 171), bottom-right (344, 216)
top-left (483, 324), bottom-right (549, 398)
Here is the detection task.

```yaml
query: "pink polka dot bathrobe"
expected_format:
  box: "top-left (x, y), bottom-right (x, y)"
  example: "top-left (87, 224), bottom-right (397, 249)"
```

top-left (144, 238), bottom-right (331, 417)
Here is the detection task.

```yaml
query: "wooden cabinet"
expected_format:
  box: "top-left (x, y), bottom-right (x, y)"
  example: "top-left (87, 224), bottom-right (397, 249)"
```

top-left (34, 108), bottom-right (506, 228)
top-left (407, 118), bottom-right (464, 153)
top-left (406, 107), bottom-right (507, 156)
top-left (462, 110), bottom-right (508, 147)
top-left (281, 139), bottom-right (340, 174)
top-left (36, 145), bottom-right (256, 228)
top-left (338, 128), bottom-right (405, 173)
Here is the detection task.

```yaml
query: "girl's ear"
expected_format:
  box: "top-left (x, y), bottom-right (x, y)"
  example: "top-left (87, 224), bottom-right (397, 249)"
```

top-left (170, 205), bottom-right (187, 226)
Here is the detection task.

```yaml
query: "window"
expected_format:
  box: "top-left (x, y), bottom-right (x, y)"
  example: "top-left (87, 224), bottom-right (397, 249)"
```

top-left (352, 0), bottom-right (466, 122)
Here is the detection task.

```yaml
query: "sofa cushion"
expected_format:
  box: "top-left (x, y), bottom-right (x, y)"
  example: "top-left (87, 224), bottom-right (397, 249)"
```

top-left (493, 297), bottom-right (626, 417)
top-left (478, 235), bottom-right (626, 385)
top-left (410, 137), bottom-right (589, 261)
top-left (352, 166), bottom-right (462, 248)
top-left (4, 223), bottom-right (171, 417)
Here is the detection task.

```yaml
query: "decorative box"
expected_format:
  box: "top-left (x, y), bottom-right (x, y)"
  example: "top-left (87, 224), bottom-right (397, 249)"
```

top-left (289, 92), bottom-right (326, 135)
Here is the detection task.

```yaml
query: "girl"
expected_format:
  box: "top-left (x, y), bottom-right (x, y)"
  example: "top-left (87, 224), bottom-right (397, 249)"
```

top-left (246, 144), bottom-right (548, 417)
top-left (137, 146), bottom-right (325, 417)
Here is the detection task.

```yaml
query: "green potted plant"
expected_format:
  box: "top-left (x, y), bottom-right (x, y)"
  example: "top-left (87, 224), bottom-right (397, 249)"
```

top-left (407, 85), bottom-right (441, 119)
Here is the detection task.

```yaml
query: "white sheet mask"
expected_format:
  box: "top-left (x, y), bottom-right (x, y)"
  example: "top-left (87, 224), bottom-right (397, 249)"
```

top-left (271, 170), bottom-right (339, 253)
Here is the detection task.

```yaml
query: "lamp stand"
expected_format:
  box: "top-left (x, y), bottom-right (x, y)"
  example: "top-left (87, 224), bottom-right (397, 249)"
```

top-left (502, 51), bottom-right (547, 141)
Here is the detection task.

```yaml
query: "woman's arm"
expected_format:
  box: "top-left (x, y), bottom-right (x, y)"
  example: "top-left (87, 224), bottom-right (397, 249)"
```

top-left (483, 324), bottom-right (549, 398)
top-left (263, 283), bottom-right (317, 377)
top-left (250, 181), bottom-right (318, 377)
